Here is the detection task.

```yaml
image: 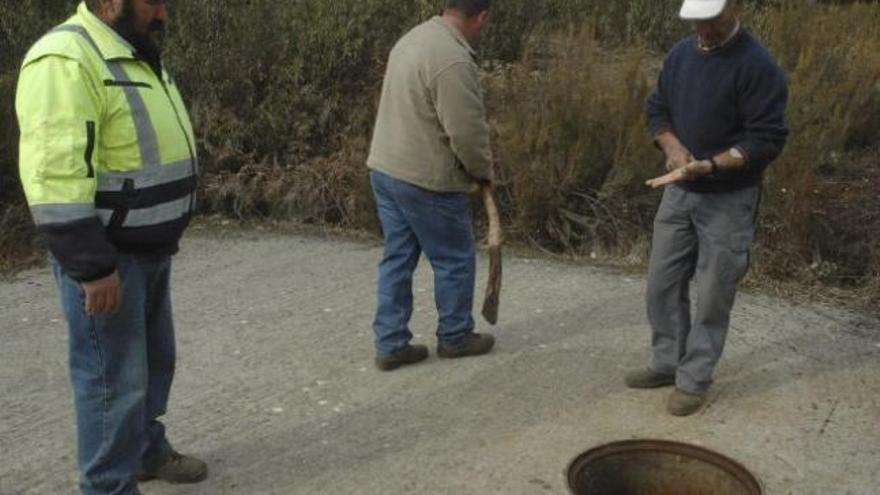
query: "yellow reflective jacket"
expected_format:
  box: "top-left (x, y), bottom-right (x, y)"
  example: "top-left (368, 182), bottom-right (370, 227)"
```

top-left (17, 2), bottom-right (197, 282)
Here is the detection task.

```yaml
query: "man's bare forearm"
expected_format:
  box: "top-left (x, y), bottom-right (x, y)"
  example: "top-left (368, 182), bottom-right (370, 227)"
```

top-left (655, 131), bottom-right (684, 154)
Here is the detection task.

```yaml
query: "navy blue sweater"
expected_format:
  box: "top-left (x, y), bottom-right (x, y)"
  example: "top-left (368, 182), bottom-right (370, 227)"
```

top-left (647, 30), bottom-right (789, 193)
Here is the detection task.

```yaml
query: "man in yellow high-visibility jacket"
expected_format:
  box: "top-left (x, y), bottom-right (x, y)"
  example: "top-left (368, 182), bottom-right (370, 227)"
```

top-left (17, 1), bottom-right (206, 493)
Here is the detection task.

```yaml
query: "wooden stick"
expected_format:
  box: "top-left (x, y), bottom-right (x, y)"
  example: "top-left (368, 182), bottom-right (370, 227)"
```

top-left (481, 186), bottom-right (502, 325)
top-left (646, 167), bottom-right (687, 189)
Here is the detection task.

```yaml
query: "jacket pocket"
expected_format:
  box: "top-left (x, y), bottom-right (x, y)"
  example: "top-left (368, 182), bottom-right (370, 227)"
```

top-left (103, 79), bottom-right (153, 89)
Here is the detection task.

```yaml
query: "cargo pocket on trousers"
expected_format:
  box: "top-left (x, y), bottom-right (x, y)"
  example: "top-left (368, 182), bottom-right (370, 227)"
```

top-left (723, 232), bottom-right (753, 285)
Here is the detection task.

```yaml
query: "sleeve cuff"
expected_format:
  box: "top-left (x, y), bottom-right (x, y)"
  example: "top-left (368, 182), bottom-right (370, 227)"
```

top-left (732, 144), bottom-right (752, 167)
top-left (78, 265), bottom-right (118, 283)
top-left (651, 128), bottom-right (674, 150)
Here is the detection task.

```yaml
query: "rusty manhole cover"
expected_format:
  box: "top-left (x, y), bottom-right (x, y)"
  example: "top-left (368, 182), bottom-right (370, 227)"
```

top-left (567, 440), bottom-right (762, 495)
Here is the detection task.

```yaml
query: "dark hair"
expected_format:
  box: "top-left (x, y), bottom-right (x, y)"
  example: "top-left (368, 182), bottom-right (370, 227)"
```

top-left (445, 0), bottom-right (491, 17)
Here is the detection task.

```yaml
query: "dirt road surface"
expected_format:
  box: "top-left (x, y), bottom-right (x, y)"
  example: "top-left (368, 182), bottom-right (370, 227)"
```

top-left (2, 232), bottom-right (878, 495)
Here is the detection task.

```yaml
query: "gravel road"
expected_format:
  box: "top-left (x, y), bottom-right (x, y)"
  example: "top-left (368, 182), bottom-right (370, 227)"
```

top-left (1, 231), bottom-right (878, 495)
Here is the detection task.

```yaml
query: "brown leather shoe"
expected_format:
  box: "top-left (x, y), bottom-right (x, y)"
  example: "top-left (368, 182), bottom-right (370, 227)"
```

top-left (375, 344), bottom-right (429, 371)
top-left (138, 451), bottom-right (208, 484)
top-left (437, 333), bottom-right (495, 359)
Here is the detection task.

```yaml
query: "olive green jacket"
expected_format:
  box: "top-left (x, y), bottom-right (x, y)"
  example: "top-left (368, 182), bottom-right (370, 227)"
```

top-left (367, 16), bottom-right (493, 193)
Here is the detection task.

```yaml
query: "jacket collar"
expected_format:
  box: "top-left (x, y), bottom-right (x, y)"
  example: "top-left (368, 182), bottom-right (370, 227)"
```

top-left (434, 16), bottom-right (478, 59)
top-left (75, 1), bottom-right (138, 61)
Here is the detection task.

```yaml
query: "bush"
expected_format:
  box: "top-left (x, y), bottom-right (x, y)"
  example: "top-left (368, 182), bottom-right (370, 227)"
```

top-left (753, 1), bottom-right (880, 288)
top-left (1, 0), bottom-right (878, 312)
top-left (484, 31), bottom-right (658, 256)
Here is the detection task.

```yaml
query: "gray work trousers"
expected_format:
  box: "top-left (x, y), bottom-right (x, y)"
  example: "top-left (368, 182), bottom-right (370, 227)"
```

top-left (646, 183), bottom-right (761, 393)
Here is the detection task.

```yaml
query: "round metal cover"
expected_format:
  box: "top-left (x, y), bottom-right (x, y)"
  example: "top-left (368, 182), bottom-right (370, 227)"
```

top-left (567, 440), bottom-right (762, 495)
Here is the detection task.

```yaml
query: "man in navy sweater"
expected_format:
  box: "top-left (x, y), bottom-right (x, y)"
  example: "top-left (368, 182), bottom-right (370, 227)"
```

top-left (626, 0), bottom-right (789, 416)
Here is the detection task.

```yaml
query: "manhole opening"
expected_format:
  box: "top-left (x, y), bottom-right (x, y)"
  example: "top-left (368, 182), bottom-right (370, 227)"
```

top-left (567, 440), bottom-right (762, 495)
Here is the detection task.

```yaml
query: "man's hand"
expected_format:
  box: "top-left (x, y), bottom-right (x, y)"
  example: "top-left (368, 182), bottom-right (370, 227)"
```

top-left (656, 132), bottom-right (694, 171)
top-left (483, 176), bottom-right (496, 193)
top-left (646, 160), bottom-right (713, 189)
top-left (82, 270), bottom-right (123, 315)
top-left (665, 145), bottom-right (694, 172)
top-left (469, 176), bottom-right (495, 196)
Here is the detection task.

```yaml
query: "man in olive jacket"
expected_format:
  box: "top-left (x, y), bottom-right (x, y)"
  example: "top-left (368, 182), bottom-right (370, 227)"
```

top-left (367, 0), bottom-right (495, 371)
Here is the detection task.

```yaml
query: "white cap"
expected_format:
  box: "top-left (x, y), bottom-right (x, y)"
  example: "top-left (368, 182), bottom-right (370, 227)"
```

top-left (679, 0), bottom-right (728, 20)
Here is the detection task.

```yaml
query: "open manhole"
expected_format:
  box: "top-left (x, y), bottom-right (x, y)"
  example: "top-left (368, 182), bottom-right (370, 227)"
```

top-left (567, 440), bottom-right (762, 495)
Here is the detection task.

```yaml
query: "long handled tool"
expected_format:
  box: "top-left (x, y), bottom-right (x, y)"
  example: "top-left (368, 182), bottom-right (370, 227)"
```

top-left (481, 185), bottom-right (502, 325)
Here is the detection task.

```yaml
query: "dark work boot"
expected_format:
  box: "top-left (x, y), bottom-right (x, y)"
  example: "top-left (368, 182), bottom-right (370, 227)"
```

top-left (667, 388), bottom-right (707, 417)
top-left (138, 451), bottom-right (208, 484)
top-left (624, 368), bottom-right (676, 389)
top-left (375, 344), bottom-right (429, 371)
top-left (437, 333), bottom-right (495, 359)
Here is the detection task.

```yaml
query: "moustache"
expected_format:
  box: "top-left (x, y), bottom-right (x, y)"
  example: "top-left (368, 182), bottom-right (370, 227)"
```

top-left (149, 21), bottom-right (165, 34)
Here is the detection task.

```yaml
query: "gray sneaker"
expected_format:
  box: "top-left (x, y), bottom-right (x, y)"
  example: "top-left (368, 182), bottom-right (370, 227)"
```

top-left (437, 333), bottom-right (495, 359)
top-left (375, 344), bottom-right (429, 371)
top-left (139, 451), bottom-right (208, 484)
top-left (667, 389), bottom-right (707, 417)
top-left (624, 368), bottom-right (676, 389)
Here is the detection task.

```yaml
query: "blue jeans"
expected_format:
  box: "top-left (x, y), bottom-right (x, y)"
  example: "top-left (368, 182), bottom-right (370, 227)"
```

top-left (52, 255), bottom-right (176, 495)
top-left (370, 170), bottom-right (477, 357)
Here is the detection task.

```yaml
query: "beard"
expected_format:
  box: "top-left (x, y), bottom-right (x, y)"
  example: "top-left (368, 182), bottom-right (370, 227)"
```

top-left (111, 0), bottom-right (165, 72)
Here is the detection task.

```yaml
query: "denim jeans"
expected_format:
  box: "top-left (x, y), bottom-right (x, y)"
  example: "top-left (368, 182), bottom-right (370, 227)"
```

top-left (370, 170), bottom-right (476, 357)
top-left (52, 254), bottom-right (176, 495)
